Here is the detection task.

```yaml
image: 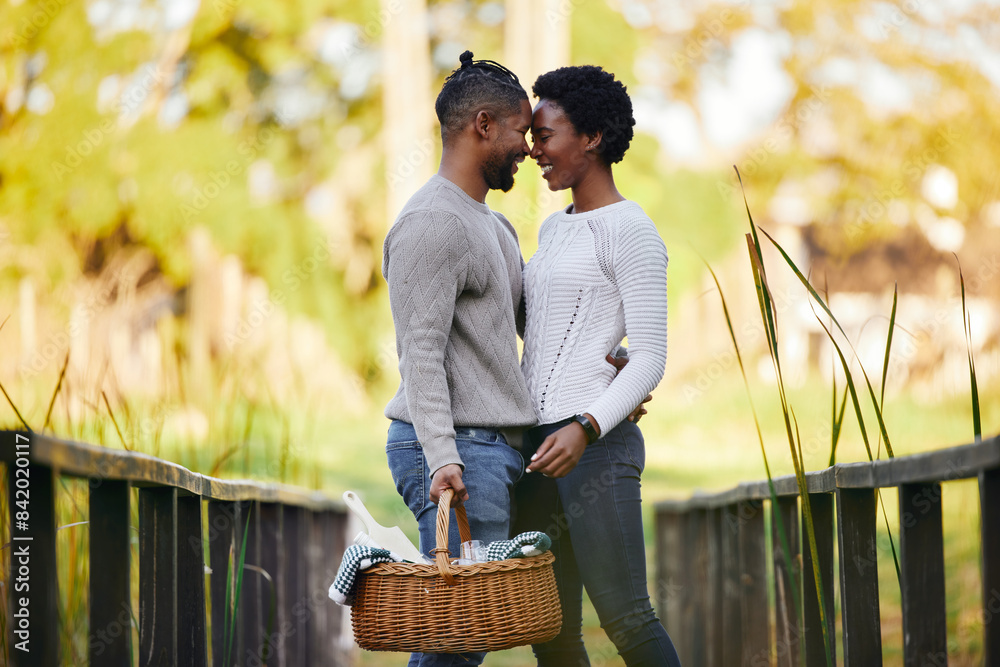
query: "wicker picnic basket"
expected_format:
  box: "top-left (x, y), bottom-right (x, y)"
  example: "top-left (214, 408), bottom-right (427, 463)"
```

top-left (351, 488), bottom-right (562, 653)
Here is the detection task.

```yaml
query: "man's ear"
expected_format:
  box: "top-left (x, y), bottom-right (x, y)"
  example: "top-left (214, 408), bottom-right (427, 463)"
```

top-left (475, 110), bottom-right (493, 140)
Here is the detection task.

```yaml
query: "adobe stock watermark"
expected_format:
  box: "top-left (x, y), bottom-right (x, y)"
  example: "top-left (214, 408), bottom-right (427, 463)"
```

top-left (223, 236), bottom-right (339, 351)
top-left (325, 0), bottom-right (407, 63)
top-left (874, 0), bottom-right (925, 39)
top-left (718, 83), bottom-right (834, 200)
top-left (88, 602), bottom-right (134, 658)
top-left (179, 113), bottom-right (290, 221)
top-left (845, 126), bottom-right (961, 240)
top-left (545, 0), bottom-right (588, 28)
top-left (51, 64), bottom-right (167, 181)
top-left (4, 0), bottom-right (72, 49)
top-left (669, 0), bottom-right (750, 71)
top-left (386, 137), bottom-right (434, 192)
top-left (882, 253), bottom-right (998, 379)
top-left (19, 272), bottom-right (124, 379)
top-left (682, 285), bottom-right (798, 403)
top-left (241, 568), bottom-right (341, 667)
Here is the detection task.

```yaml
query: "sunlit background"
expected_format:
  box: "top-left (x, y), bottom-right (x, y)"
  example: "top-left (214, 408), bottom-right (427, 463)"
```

top-left (2, 0), bottom-right (999, 663)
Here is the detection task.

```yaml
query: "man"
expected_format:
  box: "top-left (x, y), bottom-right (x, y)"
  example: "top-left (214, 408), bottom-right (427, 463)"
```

top-left (381, 51), bottom-right (535, 666)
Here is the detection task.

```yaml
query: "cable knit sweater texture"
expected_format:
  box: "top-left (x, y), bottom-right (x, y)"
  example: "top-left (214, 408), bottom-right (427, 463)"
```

top-left (521, 200), bottom-right (668, 435)
top-left (382, 175), bottom-right (536, 476)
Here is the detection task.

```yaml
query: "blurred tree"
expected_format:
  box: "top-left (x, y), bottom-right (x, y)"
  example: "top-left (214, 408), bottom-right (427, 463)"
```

top-left (627, 0), bottom-right (1000, 275)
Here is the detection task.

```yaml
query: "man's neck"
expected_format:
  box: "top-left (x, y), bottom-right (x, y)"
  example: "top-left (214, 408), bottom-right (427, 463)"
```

top-left (438, 149), bottom-right (488, 203)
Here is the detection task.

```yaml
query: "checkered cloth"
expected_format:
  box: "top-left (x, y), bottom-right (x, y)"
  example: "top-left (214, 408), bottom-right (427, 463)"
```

top-left (485, 531), bottom-right (551, 560)
top-left (328, 545), bottom-right (404, 606)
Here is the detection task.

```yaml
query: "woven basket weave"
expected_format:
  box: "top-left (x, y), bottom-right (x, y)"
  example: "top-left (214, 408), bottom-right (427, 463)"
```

top-left (351, 488), bottom-right (562, 653)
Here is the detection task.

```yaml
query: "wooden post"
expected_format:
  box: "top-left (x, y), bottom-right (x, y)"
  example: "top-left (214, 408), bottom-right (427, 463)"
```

top-left (739, 499), bottom-right (770, 665)
top-left (282, 505), bottom-right (307, 665)
top-left (9, 460), bottom-right (59, 667)
top-left (899, 483), bottom-right (947, 665)
top-left (259, 502), bottom-right (285, 667)
top-left (89, 480), bottom-right (132, 666)
top-left (772, 496), bottom-right (802, 667)
top-left (207, 500), bottom-right (239, 667)
top-left (177, 494), bottom-right (208, 666)
top-left (305, 510), bottom-right (325, 664)
top-left (802, 492), bottom-right (835, 666)
top-left (139, 486), bottom-right (178, 666)
top-left (981, 468), bottom-right (1000, 664)
top-left (721, 503), bottom-right (742, 666)
top-left (681, 509), bottom-right (708, 665)
top-left (241, 501), bottom-right (263, 665)
top-left (656, 510), bottom-right (685, 658)
top-left (323, 510), bottom-right (349, 663)
top-left (836, 488), bottom-right (882, 665)
top-left (706, 507), bottom-right (724, 666)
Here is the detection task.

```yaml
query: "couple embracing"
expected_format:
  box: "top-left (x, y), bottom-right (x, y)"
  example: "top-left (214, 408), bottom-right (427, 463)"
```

top-left (382, 50), bottom-right (681, 667)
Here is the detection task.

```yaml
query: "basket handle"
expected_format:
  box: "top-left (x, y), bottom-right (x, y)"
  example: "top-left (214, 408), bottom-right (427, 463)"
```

top-left (434, 489), bottom-right (473, 585)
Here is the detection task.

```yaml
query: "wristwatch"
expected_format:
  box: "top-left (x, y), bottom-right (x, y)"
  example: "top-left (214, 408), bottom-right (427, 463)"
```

top-left (571, 414), bottom-right (599, 444)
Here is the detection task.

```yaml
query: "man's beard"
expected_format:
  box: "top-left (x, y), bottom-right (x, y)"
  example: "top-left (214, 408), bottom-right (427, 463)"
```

top-left (483, 143), bottom-right (521, 193)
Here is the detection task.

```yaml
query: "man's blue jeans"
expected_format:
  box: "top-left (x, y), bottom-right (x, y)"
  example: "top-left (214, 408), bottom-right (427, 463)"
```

top-left (386, 420), bottom-right (523, 667)
top-left (511, 418), bottom-right (682, 667)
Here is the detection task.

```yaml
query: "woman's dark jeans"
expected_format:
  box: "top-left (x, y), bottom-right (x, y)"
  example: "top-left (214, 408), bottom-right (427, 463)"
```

top-left (511, 418), bottom-right (682, 667)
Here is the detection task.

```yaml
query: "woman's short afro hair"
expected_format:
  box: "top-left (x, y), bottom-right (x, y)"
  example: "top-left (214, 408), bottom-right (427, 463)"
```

top-left (532, 65), bottom-right (635, 165)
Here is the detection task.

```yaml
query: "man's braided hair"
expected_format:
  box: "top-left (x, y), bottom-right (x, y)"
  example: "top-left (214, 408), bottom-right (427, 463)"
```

top-left (435, 50), bottom-right (527, 144)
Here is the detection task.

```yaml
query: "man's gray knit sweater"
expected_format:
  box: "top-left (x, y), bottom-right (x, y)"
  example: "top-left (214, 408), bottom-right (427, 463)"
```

top-left (382, 175), bottom-right (536, 476)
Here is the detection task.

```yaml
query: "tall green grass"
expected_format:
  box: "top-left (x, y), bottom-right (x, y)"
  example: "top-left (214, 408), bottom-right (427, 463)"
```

top-left (724, 166), bottom-right (993, 664)
top-left (734, 168), bottom-right (835, 665)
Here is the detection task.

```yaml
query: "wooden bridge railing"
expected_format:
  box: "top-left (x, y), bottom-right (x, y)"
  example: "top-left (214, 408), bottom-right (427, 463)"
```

top-left (654, 434), bottom-right (1000, 666)
top-left (1, 430), bottom-right (351, 666)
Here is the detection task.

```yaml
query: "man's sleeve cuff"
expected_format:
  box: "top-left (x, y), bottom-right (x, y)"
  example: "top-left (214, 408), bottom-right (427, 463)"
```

top-left (424, 436), bottom-right (464, 478)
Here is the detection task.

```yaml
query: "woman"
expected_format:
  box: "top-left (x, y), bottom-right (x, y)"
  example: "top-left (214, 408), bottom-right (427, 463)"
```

top-left (513, 65), bottom-right (681, 666)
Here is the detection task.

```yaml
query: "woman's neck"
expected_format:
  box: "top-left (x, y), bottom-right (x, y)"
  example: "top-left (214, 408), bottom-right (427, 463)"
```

top-left (569, 167), bottom-right (624, 214)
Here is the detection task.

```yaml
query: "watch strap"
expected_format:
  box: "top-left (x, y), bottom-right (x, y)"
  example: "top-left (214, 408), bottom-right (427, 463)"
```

top-left (572, 414), bottom-right (599, 444)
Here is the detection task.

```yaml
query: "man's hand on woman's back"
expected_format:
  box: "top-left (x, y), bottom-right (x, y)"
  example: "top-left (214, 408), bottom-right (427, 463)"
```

top-left (606, 354), bottom-right (652, 423)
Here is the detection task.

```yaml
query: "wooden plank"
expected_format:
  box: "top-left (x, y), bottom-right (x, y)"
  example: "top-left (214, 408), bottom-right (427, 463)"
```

top-left (657, 510), bottom-right (685, 660)
top-left (802, 492), bottom-right (835, 667)
top-left (8, 458), bottom-right (60, 667)
top-left (836, 488), bottom-right (882, 665)
top-left (772, 495), bottom-right (801, 667)
top-left (207, 500), bottom-right (239, 667)
top-left (259, 502), bottom-right (284, 667)
top-left (177, 494), bottom-right (208, 666)
top-left (89, 480), bottom-right (132, 666)
top-left (981, 468), bottom-right (1000, 665)
top-left (706, 507), bottom-right (724, 666)
top-left (305, 510), bottom-right (325, 664)
top-left (241, 501), bottom-right (263, 666)
top-left (739, 499), bottom-right (770, 666)
top-left (681, 509), bottom-right (709, 665)
top-left (671, 512), bottom-right (691, 663)
top-left (721, 504), bottom-right (742, 667)
top-left (139, 486), bottom-right (178, 667)
top-left (323, 510), bottom-right (349, 665)
top-left (899, 483), bottom-right (947, 666)
top-left (283, 505), bottom-right (307, 666)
